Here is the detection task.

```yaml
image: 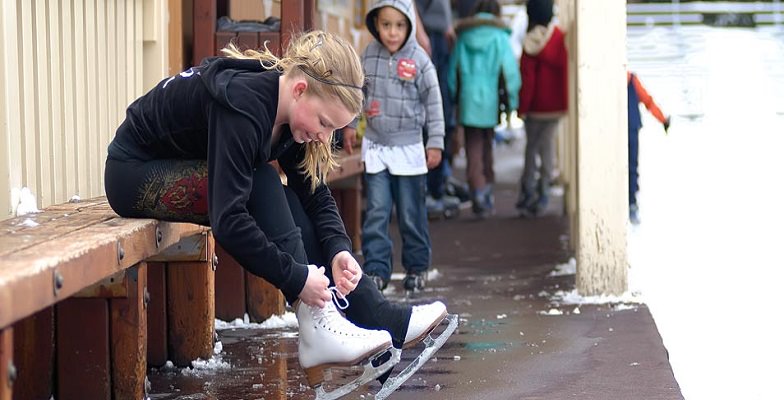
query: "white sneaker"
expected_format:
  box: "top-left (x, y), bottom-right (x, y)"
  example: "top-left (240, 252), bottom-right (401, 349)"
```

top-left (297, 288), bottom-right (393, 386)
top-left (403, 301), bottom-right (447, 349)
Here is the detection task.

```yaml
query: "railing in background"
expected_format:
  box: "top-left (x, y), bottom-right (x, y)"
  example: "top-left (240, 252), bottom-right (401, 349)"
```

top-left (0, 0), bottom-right (152, 220)
top-left (628, 1), bottom-right (784, 27)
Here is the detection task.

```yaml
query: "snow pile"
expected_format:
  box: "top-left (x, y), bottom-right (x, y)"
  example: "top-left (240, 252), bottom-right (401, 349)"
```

top-left (215, 311), bottom-right (298, 330)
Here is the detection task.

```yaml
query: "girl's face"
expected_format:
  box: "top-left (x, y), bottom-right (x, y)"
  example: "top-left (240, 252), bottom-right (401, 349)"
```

top-left (375, 7), bottom-right (409, 54)
top-left (288, 83), bottom-right (354, 145)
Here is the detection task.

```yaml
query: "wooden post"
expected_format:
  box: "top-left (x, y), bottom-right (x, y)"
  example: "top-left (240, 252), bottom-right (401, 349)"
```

top-left (57, 299), bottom-right (111, 400)
top-left (110, 264), bottom-right (148, 400)
top-left (166, 239), bottom-right (215, 367)
top-left (146, 262), bottom-right (168, 366)
top-left (193, 0), bottom-right (217, 66)
top-left (281, 1), bottom-right (304, 48)
top-left (0, 328), bottom-right (12, 400)
top-left (214, 243), bottom-right (247, 321)
top-left (12, 308), bottom-right (54, 400)
top-left (246, 273), bottom-right (285, 322)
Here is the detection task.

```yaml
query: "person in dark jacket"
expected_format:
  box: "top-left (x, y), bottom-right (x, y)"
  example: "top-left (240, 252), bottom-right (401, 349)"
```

top-left (516, 0), bottom-right (568, 217)
top-left (104, 31), bottom-right (447, 388)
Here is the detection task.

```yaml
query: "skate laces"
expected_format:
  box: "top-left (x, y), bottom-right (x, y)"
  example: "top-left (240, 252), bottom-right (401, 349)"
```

top-left (329, 286), bottom-right (349, 310)
top-left (311, 287), bottom-right (371, 337)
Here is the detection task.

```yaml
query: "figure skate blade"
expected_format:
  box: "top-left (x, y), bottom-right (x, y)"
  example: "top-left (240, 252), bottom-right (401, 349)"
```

top-left (313, 346), bottom-right (399, 400)
top-left (374, 313), bottom-right (458, 399)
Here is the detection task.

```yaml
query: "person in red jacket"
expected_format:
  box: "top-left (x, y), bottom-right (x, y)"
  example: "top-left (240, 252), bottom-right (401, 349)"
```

top-left (627, 71), bottom-right (671, 225)
top-left (516, 0), bottom-right (568, 217)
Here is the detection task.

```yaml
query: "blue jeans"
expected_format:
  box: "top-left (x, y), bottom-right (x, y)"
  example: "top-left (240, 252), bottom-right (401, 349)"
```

top-left (362, 170), bottom-right (431, 281)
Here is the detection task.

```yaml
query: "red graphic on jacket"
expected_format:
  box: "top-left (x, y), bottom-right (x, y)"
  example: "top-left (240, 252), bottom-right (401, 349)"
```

top-left (397, 58), bottom-right (416, 81)
top-left (161, 175), bottom-right (208, 215)
top-left (367, 99), bottom-right (381, 117)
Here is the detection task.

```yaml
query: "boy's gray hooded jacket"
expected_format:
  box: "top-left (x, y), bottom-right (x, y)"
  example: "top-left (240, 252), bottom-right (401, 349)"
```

top-left (358, 0), bottom-right (444, 150)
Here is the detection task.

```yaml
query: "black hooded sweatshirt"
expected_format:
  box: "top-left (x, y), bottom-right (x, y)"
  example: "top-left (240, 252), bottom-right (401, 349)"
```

top-left (107, 57), bottom-right (352, 299)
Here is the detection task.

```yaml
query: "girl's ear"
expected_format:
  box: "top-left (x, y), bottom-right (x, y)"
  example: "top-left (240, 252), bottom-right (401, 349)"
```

top-left (292, 79), bottom-right (308, 100)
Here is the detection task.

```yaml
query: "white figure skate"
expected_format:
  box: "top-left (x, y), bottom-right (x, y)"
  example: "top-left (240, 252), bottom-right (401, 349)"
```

top-left (375, 301), bottom-right (459, 399)
top-left (297, 288), bottom-right (397, 400)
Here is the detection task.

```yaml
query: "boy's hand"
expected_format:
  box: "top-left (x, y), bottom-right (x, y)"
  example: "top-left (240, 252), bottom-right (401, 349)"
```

top-left (342, 127), bottom-right (357, 154)
top-left (331, 250), bottom-right (362, 296)
top-left (300, 265), bottom-right (331, 308)
top-left (426, 148), bottom-right (442, 169)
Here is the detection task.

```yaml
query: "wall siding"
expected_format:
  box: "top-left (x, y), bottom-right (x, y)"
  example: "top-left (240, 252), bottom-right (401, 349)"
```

top-left (1, 0), bottom-right (146, 219)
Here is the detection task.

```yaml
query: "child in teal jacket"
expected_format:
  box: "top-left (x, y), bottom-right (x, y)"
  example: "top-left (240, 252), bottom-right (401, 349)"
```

top-left (447, 0), bottom-right (521, 217)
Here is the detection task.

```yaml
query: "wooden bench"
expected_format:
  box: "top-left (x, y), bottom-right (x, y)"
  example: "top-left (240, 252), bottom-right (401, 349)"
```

top-left (0, 198), bottom-right (212, 400)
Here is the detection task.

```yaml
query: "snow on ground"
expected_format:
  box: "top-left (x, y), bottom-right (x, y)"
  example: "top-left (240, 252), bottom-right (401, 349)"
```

top-left (626, 25), bottom-right (784, 400)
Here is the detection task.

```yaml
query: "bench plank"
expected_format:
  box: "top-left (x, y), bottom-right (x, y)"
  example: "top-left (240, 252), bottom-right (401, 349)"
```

top-left (0, 200), bottom-right (115, 258)
top-left (0, 211), bottom-right (205, 329)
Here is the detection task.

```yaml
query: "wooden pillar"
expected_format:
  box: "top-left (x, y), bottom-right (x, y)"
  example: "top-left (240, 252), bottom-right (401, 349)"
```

top-left (281, 0), bottom-right (304, 48)
top-left (572, 0), bottom-right (629, 295)
top-left (214, 243), bottom-right (247, 321)
top-left (146, 262), bottom-right (168, 366)
top-left (246, 273), bottom-right (285, 322)
top-left (12, 308), bottom-right (54, 400)
top-left (110, 264), bottom-right (148, 400)
top-left (166, 238), bottom-right (215, 367)
top-left (0, 328), bottom-right (12, 400)
top-left (56, 299), bottom-right (111, 400)
top-left (193, 0), bottom-right (217, 66)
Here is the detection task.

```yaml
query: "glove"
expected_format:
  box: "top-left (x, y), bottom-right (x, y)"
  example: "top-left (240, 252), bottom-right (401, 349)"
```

top-left (663, 116), bottom-right (671, 134)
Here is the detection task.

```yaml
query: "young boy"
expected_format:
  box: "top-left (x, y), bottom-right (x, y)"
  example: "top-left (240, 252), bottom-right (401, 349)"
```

top-left (343, 0), bottom-right (445, 292)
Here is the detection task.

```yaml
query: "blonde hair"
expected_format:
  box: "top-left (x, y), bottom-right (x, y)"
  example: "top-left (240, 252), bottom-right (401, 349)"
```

top-left (222, 31), bottom-right (364, 192)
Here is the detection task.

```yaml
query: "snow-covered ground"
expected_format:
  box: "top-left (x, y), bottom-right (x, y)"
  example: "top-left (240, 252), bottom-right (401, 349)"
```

top-left (627, 25), bottom-right (784, 400)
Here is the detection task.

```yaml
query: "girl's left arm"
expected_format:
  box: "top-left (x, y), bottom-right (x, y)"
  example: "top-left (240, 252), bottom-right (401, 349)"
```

top-left (418, 59), bottom-right (445, 151)
top-left (277, 142), bottom-right (353, 263)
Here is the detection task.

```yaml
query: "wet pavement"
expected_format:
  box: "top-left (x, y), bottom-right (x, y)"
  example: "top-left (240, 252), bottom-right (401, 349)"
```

top-left (147, 139), bottom-right (683, 399)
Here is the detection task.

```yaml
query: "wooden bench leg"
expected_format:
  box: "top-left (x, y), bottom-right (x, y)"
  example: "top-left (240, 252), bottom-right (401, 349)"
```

top-left (12, 308), bottom-right (54, 400)
top-left (57, 299), bottom-right (111, 399)
top-left (246, 272), bottom-right (285, 322)
top-left (110, 264), bottom-right (148, 399)
top-left (0, 328), bottom-right (12, 400)
top-left (214, 241), bottom-right (284, 323)
top-left (214, 243), bottom-right (247, 321)
top-left (166, 259), bottom-right (214, 367)
top-left (146, 262), bottom-right (168, 367)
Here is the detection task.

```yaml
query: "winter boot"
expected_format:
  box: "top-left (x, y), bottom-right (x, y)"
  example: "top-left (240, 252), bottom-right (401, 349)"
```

top-left (296, 289), bottom-right (393, 387)
top-left (402, 270), bottom-right (427, 292)
top-left (365, 272), bottom-right (388, 291)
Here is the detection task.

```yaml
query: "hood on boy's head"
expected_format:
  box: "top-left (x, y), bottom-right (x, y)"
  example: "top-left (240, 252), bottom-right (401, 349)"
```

top-left (366, 0), bottom-right (416, 48)
top-left (526, 0), bottom-right (554, 27)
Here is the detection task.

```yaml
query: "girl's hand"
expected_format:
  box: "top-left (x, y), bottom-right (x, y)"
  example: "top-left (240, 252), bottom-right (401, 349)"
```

top-left (299, 265), bottom-right (331, 308)
top-left (331, 250), bottom-right (362, 296)
top-left (426, 148), bottom-right (442, 169)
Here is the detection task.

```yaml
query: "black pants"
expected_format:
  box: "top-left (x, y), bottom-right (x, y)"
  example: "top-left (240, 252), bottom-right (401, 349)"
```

top-left (105, 158), bottom-right (410, 345)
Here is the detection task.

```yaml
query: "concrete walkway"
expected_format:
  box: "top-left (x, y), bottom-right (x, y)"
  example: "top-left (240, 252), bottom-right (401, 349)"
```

top-left (148, 139), bottom-right (682, 399)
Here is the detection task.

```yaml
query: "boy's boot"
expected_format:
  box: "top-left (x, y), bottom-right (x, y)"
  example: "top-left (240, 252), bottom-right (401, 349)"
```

top-left (402, 270), bottom-right (427, 291)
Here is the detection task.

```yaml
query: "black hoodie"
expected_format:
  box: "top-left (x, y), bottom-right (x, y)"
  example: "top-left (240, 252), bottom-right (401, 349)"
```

top-left (108, 57), bottom-right (352, 299)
